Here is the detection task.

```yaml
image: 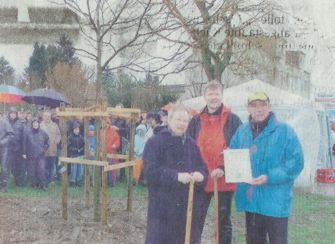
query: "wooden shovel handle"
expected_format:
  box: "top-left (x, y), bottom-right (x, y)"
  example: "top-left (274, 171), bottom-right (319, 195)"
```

top-left (214, 176), bottom-right (219, 244)
top-left (184, 180), bottom-right (195, 244)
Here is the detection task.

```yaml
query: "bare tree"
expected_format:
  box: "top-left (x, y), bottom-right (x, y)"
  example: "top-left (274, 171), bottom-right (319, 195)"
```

top-left (46, 62), bottom-right (95, 107)
top-left (144, 0), bottom-right (276, 84)
top-left (62, 0), bottom-right (154, 102)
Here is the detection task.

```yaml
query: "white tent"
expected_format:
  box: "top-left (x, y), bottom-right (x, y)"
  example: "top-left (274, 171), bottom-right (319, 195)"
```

top-left (182, 79), bottom-right (332, 188)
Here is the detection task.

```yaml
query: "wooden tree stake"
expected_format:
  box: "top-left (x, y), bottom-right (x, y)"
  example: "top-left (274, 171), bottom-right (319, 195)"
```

top-left (214, 176), bottom-right (219, 244)
top-left (84, 118), bottom-right (90, 209)
top-left (60, 108), bottom-right (68, 220)
top-left (184, 180), bottom-right (195, 244)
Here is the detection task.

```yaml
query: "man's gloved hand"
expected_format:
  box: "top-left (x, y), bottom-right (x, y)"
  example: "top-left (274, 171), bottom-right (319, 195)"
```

top-left (177, 173), bottom-right (192, 184)
top-left (191, 171), bottom-right (204, 182)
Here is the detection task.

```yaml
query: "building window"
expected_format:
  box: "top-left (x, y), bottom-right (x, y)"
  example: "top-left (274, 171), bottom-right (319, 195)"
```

top-left (0, 8), bottom-right (18, 23)
top-left (28, 8), bottom-right (78, 24)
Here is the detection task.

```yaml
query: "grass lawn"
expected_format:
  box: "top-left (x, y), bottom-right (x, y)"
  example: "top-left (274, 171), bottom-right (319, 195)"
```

top-left (1, 178), bottom-right (334, 244)
top-left (228, 189), bottom-right (335, 244)
top-left (288, 190), bottom-right (335, 244)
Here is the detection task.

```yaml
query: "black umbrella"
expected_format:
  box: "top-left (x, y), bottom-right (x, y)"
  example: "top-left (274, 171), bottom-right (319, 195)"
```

top-left (22, 88), bottom-right (70, 108)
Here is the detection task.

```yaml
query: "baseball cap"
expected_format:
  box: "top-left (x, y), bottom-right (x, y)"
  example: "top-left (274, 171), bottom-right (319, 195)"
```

top-left (247, 91), bottom-right (270, 104)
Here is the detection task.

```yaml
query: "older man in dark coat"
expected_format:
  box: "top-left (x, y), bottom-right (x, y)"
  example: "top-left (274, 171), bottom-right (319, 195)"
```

top-left (143, 105), bottom-right (208, 244)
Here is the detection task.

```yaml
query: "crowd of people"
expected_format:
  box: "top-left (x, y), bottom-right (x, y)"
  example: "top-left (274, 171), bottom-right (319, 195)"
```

top-left (0, 80), bottom-right (305, 244)
top-left (0, 108), bottom-right (73, 191)
top-left (0, 103), bottom-right (142, 192)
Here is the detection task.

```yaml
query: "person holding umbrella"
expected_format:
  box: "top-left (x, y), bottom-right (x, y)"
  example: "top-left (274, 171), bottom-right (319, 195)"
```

top-left (143, 105), bottom-right (208, 244)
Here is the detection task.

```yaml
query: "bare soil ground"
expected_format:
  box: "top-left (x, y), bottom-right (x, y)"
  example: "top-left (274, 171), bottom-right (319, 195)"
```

top-left (0, 196), bottom-right (146, 244)
top-left (0, 195), bottom-right (218, 244)
top-left (1, 189), bottom-right (334, 244)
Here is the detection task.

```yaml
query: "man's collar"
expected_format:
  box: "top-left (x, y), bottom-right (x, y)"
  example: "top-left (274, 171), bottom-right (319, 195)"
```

top-left (204, 104), bottom-right (223, 116)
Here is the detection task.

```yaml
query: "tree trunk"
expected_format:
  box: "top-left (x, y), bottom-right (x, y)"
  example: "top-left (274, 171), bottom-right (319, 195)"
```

top-left (96, 40), bottom-right (102, 103)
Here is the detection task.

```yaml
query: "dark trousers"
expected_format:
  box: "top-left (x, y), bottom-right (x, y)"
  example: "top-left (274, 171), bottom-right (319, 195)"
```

top-left (0, 147), bottom-right (9, 189)
top-left (45, 156), bottom-right (57, 184)
top-left (9, 151), bottom-right (26, 186)
top-left (246, 212), bottom-right (288, 244)
top-left (27, 157), bottom-right (47, 187)
top-left (199, 191), bottom-right (234, 244)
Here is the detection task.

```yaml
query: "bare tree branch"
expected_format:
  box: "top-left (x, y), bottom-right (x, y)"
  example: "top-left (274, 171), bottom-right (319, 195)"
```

top-left (144, 0), bottom-right (277, 87)
top-left (62, 0), bottom-right (156, 101)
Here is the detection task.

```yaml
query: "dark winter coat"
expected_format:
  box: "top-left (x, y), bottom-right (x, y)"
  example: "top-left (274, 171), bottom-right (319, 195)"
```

top-left (0, 118), bottom-right (14, 148)
top-left (112, 118), bottom-right (129, 139)
top-left (143, 128), bottom-right (208, 244)
top-left (67, 133), bottom-right (85, 158)
top-left (8, 118), bottom-right (25, 153)
top-left (67, 119), bottom-right (84, 137)
top-left (153, 124), bottom-right (167, 134)
top-left (23, 128), bottom-right (49, 159)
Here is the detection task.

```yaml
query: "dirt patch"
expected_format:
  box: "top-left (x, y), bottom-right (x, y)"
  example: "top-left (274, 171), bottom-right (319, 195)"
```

top-left (0, 195), bottom-right (216, 244)
top-left (0, 196), bottom-right (147, 244)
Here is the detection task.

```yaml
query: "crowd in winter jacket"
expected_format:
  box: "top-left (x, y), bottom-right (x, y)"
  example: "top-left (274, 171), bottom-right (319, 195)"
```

top-left (0, 108), bottom-right (57, 191)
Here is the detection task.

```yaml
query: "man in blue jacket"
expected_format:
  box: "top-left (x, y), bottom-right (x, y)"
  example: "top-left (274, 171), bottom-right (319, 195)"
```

top-left (230, 91), bottom-right (304, 244)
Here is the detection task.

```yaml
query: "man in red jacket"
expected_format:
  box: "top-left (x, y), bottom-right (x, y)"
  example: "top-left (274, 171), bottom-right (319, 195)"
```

top-left (188, 81), bottom-right (241, 244)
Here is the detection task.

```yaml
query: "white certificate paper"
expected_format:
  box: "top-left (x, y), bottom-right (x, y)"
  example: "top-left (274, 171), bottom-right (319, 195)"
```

top-left (224, 149), bottom-right (252, 183)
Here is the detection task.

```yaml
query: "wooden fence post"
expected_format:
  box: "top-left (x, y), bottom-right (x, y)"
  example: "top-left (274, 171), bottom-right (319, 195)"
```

top-left (84, 118), bottom-right (90, 209)
top-left (127, 112), bottom-right (136, 211)
top-left (60, 105), bottom-right (68, 220)
top-left (93, 118), bottom-right (101, 222)
top-left (100, 103), bottom-right (108, 225)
